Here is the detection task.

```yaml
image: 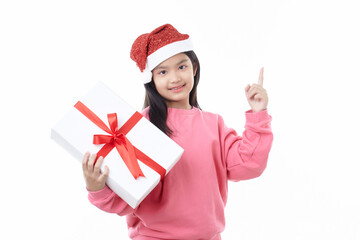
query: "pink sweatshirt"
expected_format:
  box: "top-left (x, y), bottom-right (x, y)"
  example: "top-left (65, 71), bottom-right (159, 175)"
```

top-left (88, 107), bottom-right (273, 240)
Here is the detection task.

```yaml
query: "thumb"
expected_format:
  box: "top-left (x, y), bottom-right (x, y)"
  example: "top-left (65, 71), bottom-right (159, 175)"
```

top-left (99, 165), bottom-right (109, 182)
top-left (244, 84), bottom-right (251, 93)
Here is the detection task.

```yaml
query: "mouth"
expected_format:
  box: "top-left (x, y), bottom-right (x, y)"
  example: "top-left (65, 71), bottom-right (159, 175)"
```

top-left (169, 84), bottom-right (185, 92)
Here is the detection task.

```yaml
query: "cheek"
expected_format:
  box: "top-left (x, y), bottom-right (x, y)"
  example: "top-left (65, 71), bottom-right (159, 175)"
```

top-left (186, 72), bottom-right (195, 85)
top-left (153, 78), bottom-right (166, 92)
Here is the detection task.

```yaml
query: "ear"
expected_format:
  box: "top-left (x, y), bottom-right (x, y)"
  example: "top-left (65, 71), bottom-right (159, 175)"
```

top-left (193, 66), bottom-right (198, 77)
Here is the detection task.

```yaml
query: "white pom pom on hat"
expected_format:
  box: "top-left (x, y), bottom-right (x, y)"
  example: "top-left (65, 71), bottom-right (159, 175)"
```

top-left (130, 24), bottom-right (193, 84)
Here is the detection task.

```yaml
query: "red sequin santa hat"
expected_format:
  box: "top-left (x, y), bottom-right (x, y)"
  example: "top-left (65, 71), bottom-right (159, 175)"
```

top-left (130, 24), bottom-right (193, 84)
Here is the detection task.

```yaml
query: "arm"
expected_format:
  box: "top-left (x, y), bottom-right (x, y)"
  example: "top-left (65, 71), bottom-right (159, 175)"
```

top-left (83, 152), bottom-right (135, 216)
top-left (87, 185), bottom-right (135, 216)
top-left (226, 67), bottom-right (273, 180)
top-left (224, 110), bottom-right (273, 181)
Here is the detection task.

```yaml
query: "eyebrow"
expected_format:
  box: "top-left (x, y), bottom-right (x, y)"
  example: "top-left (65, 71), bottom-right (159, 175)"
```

top-left (154, 58), bottom-right (189, 70)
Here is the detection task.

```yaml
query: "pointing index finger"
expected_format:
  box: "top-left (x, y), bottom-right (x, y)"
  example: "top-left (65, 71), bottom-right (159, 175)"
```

top-left (258, 67), bottom-right (264, 86)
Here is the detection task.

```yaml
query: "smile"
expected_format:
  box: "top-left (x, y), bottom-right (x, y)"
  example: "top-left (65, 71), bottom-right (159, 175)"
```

top-left (169, 84), bottom-right (185, 92)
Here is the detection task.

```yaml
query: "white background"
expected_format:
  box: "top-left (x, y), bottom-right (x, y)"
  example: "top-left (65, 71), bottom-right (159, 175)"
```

top-left (1, 0), bottom-right (359, 239)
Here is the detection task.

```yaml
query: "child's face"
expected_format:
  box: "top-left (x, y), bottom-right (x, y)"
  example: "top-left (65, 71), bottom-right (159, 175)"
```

top-left (152, 53), bottom-right (196, 109)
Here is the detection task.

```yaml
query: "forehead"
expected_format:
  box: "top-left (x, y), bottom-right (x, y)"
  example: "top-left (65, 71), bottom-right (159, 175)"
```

top-left (154, 53), bottom-right (190, 69)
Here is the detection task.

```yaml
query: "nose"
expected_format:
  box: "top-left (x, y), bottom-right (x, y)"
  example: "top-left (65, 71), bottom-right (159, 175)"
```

top-left (169, 71), bottom-right (181, 83)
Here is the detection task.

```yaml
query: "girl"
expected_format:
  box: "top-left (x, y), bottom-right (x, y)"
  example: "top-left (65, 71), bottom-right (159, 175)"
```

top-left (82, 24), bottom-right (273, 240)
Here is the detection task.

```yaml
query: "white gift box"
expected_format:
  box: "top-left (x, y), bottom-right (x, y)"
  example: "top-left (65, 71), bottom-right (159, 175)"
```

top-left (51, 81), bottom-right (184, 209)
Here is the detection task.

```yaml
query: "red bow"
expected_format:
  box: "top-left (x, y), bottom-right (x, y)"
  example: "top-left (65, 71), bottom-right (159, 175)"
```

top-left (74, 101), bottom-right (166, 180)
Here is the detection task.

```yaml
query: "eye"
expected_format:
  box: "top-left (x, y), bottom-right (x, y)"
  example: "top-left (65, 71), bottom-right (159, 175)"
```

top-left (179, 65), bottom-right (187, 70)
top-left (158, 70), bottom-right (167, 75)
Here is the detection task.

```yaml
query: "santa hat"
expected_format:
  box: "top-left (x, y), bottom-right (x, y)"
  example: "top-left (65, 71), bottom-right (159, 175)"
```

top-left (130, 24), bottom-right (193, 84)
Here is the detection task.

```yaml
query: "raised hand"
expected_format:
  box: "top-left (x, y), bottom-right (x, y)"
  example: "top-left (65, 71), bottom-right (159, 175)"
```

top-left (244, 67), bottom-right (269, 112)
top-left (82, 152), bottom-right (109, 191)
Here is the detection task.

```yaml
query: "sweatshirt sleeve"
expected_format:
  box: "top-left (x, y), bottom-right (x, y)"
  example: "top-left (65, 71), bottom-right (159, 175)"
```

top-left (221, 109), bottom-right (273, 181)
top-left (87, 185), bottom-right (135, 216)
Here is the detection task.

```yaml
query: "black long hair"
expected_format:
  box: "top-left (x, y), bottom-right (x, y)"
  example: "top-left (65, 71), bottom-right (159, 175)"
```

top-left (143, 50), bottom-right (201, 136)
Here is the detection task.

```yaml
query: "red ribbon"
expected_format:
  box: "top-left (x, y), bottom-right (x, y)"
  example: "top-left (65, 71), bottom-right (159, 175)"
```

top-left (74, 101), bottom-right (166, 180)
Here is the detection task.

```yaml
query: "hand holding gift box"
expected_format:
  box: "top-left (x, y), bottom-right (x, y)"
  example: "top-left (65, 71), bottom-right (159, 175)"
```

top-left (51, 82), bottom-right (184, 209)
top-left (82, 152), bottom-right (110, 192)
